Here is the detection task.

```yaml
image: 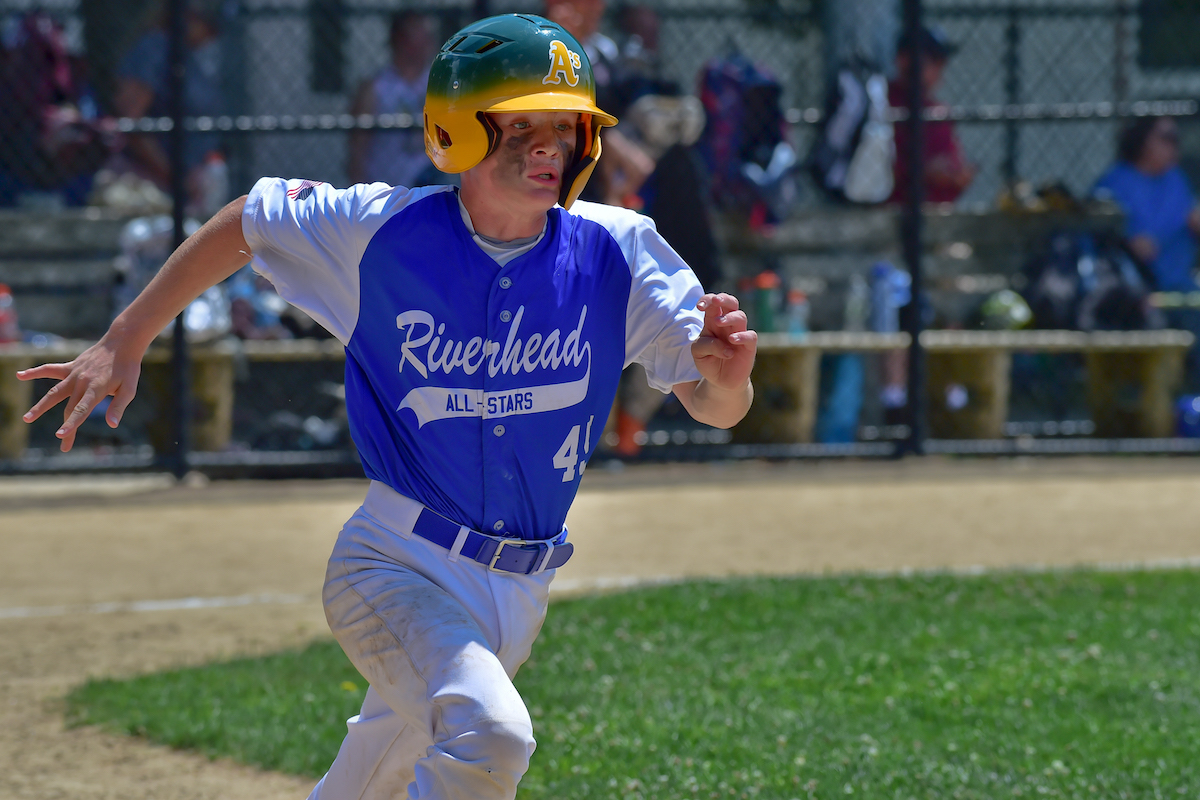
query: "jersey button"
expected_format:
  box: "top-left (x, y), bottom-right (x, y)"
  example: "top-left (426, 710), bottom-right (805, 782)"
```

top-left (493, 424), bottom-right (505, 436)
top-left (493, 520), bottom-right (505, 532)
top-left (500, 310), bottom-right (512, 323)
top-left (499, 277), bottom-right (513, 289)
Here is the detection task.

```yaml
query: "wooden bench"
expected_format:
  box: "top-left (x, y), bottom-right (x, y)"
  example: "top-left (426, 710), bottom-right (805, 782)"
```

top-left (922, 329), bottom-right (1194, 439)
top-left (716, 205), bottom-right (1123, 332)
top-left (734, 329), bottom-right (1195, 444)
top-left (733, 332), bottom-right (909, 443)
top-left (0, 337), bottom-right (346, 459)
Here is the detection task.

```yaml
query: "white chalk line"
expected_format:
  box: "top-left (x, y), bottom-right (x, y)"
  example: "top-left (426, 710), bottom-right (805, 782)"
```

top-left (5, 556), bottom-right (1200, 620)
top-left (0, 592), bottom-right (315, 620)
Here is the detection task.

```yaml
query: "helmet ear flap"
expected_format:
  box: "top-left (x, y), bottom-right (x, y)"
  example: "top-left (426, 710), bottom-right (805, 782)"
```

top-left (476, 112), bottom-right (502, 160)
top-left (560, 115), bottom-right (602, 210)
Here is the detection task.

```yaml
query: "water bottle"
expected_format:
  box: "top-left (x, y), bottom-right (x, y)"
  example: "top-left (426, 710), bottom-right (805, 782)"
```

top-left (0, 284), bottom-right (19, 343)
top-left (844, 273), bottom-right (869, 332)
top-left (753, 270), bottom-right (781, 333)
top-left (785, 289), bottom-right (809, 338)
top-left (199, 151), bottom-right (229, 219)
top-left (869, 261), bottom-right (911, 333)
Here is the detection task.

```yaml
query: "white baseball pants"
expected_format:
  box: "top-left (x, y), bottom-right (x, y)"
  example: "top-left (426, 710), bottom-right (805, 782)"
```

top-left (307, 481), bottom-right (555, 800)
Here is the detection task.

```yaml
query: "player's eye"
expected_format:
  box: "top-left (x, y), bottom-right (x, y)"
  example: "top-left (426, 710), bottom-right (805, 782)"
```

top-left (554, 122), bottom-right (574, 132)
top-left (511, 121), bottom-right (530, 130)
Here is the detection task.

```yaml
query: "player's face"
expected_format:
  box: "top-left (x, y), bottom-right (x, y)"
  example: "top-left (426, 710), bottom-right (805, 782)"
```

top-left (478, 112), bottom-right (579, 213)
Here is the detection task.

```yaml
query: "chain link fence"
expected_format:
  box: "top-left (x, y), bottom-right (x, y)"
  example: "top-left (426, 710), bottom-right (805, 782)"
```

top-left (0, 0), bottom-right (1198, 474)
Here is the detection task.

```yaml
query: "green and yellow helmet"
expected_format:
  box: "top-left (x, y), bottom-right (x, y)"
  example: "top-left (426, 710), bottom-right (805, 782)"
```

top-left (424, 13), bottom-right (618, 209)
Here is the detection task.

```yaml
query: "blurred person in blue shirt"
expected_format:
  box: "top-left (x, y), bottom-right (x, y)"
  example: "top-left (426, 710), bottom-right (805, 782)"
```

top-left (1094, 115), bottom-right (1200, 390)
top-left (1093, 116), bottom-right (1200, 292)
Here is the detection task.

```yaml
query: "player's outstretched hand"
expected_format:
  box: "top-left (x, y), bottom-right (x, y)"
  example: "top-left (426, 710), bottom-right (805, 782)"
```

top-left (16, 338), bottom-right (142, 452)
top-left (691, 292), bottom-right (757, 391)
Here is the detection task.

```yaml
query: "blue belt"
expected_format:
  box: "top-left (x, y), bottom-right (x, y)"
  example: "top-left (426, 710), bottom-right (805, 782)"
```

top-left (411, 507), bottom-right (573, 575)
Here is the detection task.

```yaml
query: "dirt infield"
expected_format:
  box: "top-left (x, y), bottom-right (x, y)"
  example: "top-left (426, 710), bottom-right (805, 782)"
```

top-left (4, 457), bottom-right (1200, 800)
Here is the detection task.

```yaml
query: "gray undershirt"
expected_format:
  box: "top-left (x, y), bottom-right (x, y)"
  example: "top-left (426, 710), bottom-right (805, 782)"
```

top-left (457, 193), bottom-right (546, 267)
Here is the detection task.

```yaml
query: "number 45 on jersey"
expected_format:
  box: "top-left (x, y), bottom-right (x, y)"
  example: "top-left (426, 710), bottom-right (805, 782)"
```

top-left (554, 415), bottom-right (595, 482)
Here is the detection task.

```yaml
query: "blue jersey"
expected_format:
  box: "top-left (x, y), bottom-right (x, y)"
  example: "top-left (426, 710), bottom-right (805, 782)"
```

top-left (243, 180), bottom-right (704, 540)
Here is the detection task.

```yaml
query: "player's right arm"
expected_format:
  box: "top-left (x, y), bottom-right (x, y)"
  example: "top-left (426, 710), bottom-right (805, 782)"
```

top-left (17, 196), bottom-right (253, 452)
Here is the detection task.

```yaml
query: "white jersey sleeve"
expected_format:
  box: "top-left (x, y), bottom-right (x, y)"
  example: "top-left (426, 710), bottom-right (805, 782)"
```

top-left (624, 215), bottom-right (706, 391)
top-left (568, 201), bottom-right (705, 392)
top-left (241, 178), bottom-right (450, 344)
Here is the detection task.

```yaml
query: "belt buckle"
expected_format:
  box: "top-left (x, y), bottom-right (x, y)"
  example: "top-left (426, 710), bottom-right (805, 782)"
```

top-left (488, 538), bottom-right (529, 572)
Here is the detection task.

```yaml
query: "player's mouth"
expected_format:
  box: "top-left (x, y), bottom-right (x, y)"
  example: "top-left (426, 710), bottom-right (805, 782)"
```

top-left (528, 166), bottom-right (560, 187)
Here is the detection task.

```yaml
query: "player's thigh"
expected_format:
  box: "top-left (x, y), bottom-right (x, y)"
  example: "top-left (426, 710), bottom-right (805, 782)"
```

top-left (324, 557), bottom-right (485, 707)
top-left (323, 543), bottom-right (533, 742)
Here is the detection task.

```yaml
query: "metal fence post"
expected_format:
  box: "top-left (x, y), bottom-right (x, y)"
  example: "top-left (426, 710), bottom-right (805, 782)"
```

top-left (168, 0), bottom-right (191, 478)
top-left (1003, 7), bottom-right (1020, 184)
top-left (902, 0), bottom-right (926, 456)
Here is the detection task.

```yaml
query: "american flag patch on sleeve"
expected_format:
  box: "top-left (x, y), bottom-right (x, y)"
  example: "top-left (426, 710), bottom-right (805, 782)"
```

top-left (286, 180), bottom-right (324, 201)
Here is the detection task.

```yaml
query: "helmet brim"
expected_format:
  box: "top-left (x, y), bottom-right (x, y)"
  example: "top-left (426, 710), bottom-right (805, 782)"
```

top-left (485, 92), bottom-right (618, 128)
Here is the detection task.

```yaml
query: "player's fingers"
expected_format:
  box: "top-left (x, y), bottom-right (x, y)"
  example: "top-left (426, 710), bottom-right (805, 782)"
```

top-left (59, 385), bottom-right (97, 438)
top-left (696, 292), bottom-right (740, 315)
top-left (731, 329), bottom-right (758, 347)
top-left (22, 376), bottom-right (75, 424)
top-left (58, 423), bottom-right (79, 453)
top-left (706, 308), bottom-right (749, 334)
top-left (696, 293), bottom-right (744, 332)
top-left (107, 380), bottom-right (138, 428)
top-left (691, 335), bottom-right (735, 360)
top-left (15, 362), bottom-right (72, 382)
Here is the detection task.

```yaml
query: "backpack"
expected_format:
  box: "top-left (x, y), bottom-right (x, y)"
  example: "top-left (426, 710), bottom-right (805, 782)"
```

top-left (696, 54), bottom-right (795, 223)
top-left (1021, 230), bottom-right (1164, 331)
top-left (807, 61), bottom-right (894, 204)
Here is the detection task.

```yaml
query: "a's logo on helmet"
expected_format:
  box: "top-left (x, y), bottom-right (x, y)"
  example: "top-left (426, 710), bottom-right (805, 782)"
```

top-left (542, 40), bottom-right (582, 87)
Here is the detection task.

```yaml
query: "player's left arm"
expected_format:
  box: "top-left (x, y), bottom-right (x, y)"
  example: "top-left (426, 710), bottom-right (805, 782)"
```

top-left (673, 292), bottom-right (756, 429)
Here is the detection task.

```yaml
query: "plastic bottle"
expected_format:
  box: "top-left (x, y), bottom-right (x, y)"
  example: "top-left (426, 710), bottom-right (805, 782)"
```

top-left (869, 261), bottom-right (911, 333)
top-left (785, 289), bottom-right (809, 338)
top-left (0, 284), bottom-right (19, 343)
top-left (753, 270), bottom-right (781, 333)
top-left (844, 273), bottom-right (869, 332)
top-left (199, 151), bottom-right (229, 219)
top-left (870, 262), bottom-right (897, 333)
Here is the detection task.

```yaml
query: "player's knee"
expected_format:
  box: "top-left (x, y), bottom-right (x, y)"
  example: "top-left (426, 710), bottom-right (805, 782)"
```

top-left (451, 716), bottom-right (535, 793)
top-left (416, 715), bottom-right (535, 798)
top-left (475, 716), bottom-right (536, 779)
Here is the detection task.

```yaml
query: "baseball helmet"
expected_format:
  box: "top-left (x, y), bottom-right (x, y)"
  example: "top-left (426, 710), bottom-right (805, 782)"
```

top-left (979, 289), bottom-right (1033, 330)
top-left (424, 14), bottom-right (618, 209)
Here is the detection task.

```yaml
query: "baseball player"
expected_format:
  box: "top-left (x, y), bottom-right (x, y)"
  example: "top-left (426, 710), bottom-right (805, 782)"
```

top-left (18, 14), bottom-right (756, 800)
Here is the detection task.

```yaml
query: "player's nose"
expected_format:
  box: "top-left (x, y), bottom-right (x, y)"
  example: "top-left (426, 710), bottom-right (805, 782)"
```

top-left (528, 123), bottom-right (561, 157)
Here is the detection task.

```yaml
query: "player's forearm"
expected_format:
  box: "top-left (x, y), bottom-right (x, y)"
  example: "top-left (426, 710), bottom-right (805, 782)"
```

top-left (106, 196), bottom-right (253, 354)
top-left (685, 377), bottom-right (753, 429)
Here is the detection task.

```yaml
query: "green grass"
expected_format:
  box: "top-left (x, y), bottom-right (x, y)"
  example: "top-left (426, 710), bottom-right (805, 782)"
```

top-left (68, 570), bottom-right (1200, 799)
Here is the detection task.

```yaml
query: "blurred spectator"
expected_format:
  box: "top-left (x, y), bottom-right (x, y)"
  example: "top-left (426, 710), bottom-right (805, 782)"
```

top-left (348, 12), bottom-right (446, 188)
top-left (111, 1), bottom-right (226, 213)
top-left (546, 0), bottom-right (618, 108)
top-left (888, 24), bottom-right (976, 205)
top-left (545, 2), bottom-right (722, 453)
top-left (1094, 115), bottom-right (1200, 390)
top-left (1093, 116), bottom-right (1200, 293)
top-left (0, 11), bottom-right (116, 208)
top-left (546, 0), bottom-right (655, 207)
